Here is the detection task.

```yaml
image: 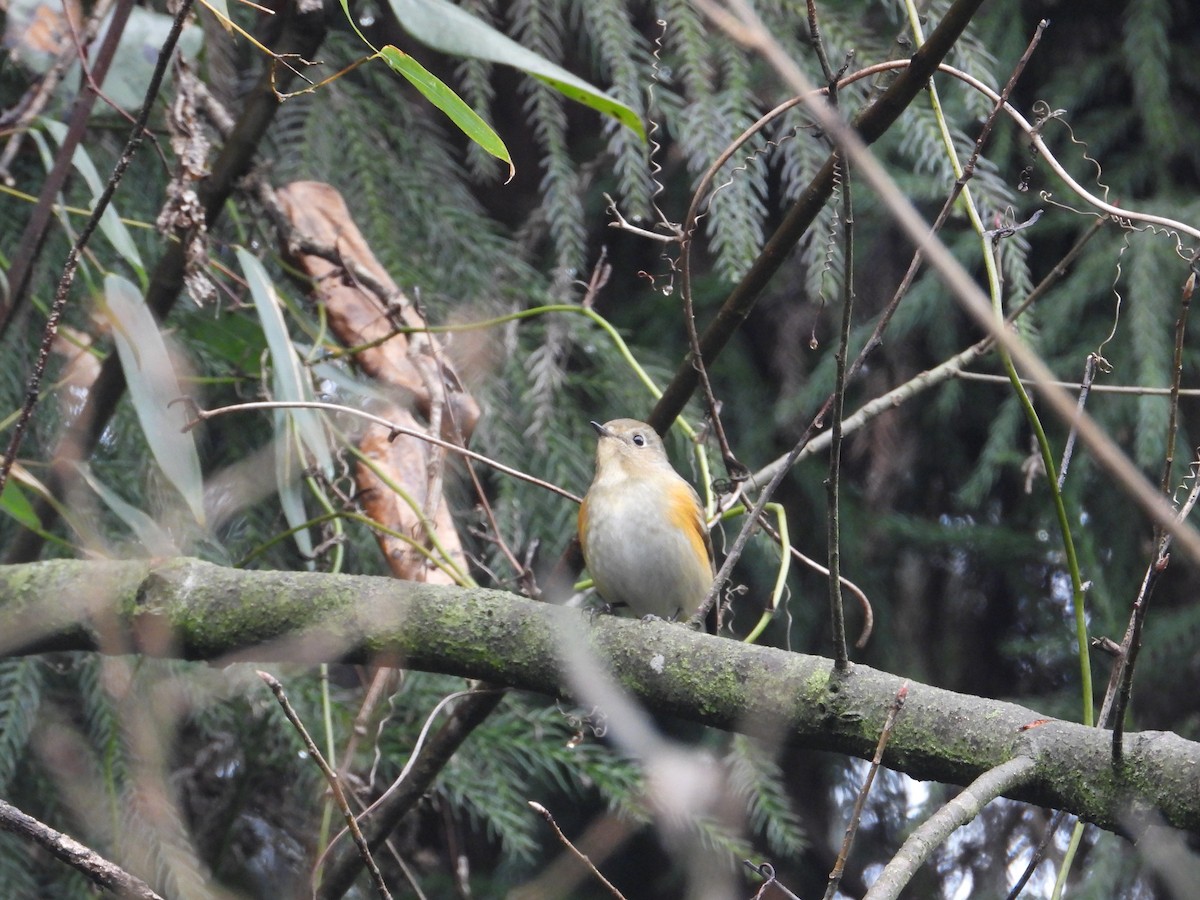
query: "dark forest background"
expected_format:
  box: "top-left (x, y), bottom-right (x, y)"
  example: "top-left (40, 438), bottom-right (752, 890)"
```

top-left (2, 0), bottom-right (1199, 896)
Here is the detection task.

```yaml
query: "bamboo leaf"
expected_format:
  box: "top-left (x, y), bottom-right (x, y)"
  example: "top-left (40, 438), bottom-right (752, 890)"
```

top-left (196, 0), bottom-right (233, 32)
top-left (237, 250), bottom-right (334, 561)
top-left (88, 6), bottom-right (204, 110)
top-left (73, 462), bottom-right (179, 556)
top-left (103, 274), bottom-right (205, 525)
top-left (0, 481), bottom-right (39, 532)
top-left (2, 465), bottom-right (79, 551)
top-left (385, 0), bottom-right (644, 141)
top-left (42, 120), bottom-right (145, 275)
top-left (274, 420), bottom-right (313, 562)
top-left (236, 251), bottom-right (333, 475)
top-left (376, 45), bottom-right (514, 179)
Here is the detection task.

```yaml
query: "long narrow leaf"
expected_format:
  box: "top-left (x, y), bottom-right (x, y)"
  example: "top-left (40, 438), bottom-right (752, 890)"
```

top-left (2, 465), bottom-right (80, 551)
top-left (87, 6), bottom-right (204, 111)
top-left (274, 420), bottom-right (314, 561)
top-left (377, 46), bottom-right (513, 178)
top-left (236, 251), bottom-right (333, 475)
top-left (237, 250), bottom-right (334, 561)
top-left (0, 480), bottom-right (40, 532)
top-left (387, 0), bottom-right (644, 140)
top-left (73, 462), bottom-right (179, 556)
top-left (104, 274), bottom-right (206, 525)
top-left (43, 120), bottom-right (145, 275)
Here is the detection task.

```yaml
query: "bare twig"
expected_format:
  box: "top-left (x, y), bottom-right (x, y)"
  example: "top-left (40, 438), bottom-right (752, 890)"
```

top-left (707, 0), bottom-right (1200, 569)
top-left (955, 370), bottom-right (1200, 396)
top-left (258, 671), bottom-right (392, 899)
top-left (61, 0), bottom-right (158, 140)
top-left (528, 802), bottom-right (626, 899)
top-left (340, 668), bottom-right (403, 783)
top-left (463, 455), bottom-right (533, 593)
top-left (827, 155), bottom-right (854, 670)
top-left (805, 0), bottom-right (838, 87)
top-left (1056, 353), bottom-right (1101, 490)
top-left (0, 797), bottom-right (165, 899)
top-left (760, 519), bottom-right (874, 647)
top-left (0, 0), bottom-right (128, 325)
top-left (744, 860), bottom-right (803, 900)
top-left (317, 686), bottom-right (506, 899)
top-left (863, 757), bottom-right (1038, 900)
top-left (1159, 272), bottom-right (1194, 507)
top-left (949, 71), bottom-right (1200, 246)
top-left (184, 399), bottom-right (581, 503)
top-left (0, 0), bottom-right (194, 504)
top-left (824, 683), bottom-right (908, 900)
top-left (604, 193), bottom-right (680, 242)
top-left (1105, 272), bottom-right (1196, 763)
top-left (1005, 810), bottom-right (1067, 900)
top-left (1099, 445), bottom-right (1200, 740)
top-left (676, 181), bottom-right (745, 481)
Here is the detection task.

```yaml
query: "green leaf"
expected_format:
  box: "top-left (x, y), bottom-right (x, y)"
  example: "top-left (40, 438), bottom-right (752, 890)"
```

top-left (376, 46), bottom-right (514, 179)
top-left (273, 420), bottom-right (313, 562)
top-left (40, 120), bottom-right (144, 276)
top-left (236, 251), bottom-right (333, 476)
top-left (87, 6), bottom-right (204, 111)
top-left (176, 308), bottom-right (268, 373)
top-left (385, 0), bottom-right (644, 141)
top-left (104, 274), bottom-right (206, 525)
top-left (197, 0), bottom-right (232, 32)
top-left (0, 480), bottom-right (40, 531)
top-left (237, 250), bottom-right (334, 562)
top-left (73, 462), bottom-right (179, 556)
top-left (1, 467), bottom-right (79, 552)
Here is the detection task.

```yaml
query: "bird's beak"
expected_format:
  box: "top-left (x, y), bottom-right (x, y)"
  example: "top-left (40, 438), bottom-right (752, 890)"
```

top-left (590, 420), bottom-right (610, 438)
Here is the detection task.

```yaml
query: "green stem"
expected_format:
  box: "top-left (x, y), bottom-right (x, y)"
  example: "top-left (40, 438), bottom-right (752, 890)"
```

top-left (1051, 820), bottom-right (1087, 899)
top-left (903, 0), bottom-right (1091, 727)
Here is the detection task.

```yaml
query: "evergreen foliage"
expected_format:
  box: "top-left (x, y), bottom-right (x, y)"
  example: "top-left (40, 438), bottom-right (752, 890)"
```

top-left (1, 0), bottom-right (1198, 895)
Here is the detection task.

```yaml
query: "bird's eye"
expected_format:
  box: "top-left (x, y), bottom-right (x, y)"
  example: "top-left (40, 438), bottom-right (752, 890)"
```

top-left (631, 433), bottom-right (646, 447)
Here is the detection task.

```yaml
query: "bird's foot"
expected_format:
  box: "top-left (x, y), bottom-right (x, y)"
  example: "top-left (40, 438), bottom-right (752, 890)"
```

top-left (584, 598), bottom-right (615, 623)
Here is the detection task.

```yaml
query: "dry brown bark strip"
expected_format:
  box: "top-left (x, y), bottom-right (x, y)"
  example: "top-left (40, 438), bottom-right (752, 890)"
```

top-left (275, 181), bottom-right (478, 583)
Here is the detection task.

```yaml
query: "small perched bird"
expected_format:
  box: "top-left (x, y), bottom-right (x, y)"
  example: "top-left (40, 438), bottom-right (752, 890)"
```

top-left (578, 419), bottom-right (715, 623)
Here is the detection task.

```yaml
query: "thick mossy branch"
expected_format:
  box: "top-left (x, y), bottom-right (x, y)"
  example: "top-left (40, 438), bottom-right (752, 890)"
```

top-left (0, 557), bottom-right (1196, 837)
